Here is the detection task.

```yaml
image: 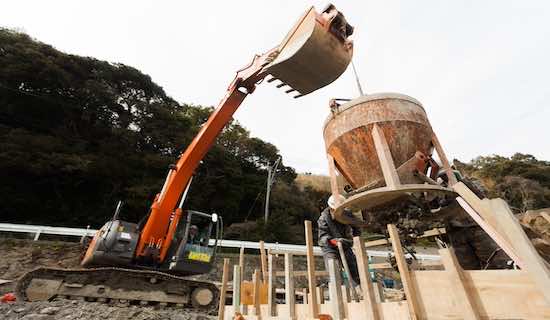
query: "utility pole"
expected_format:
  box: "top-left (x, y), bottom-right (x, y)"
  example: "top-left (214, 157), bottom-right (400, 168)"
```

top-left (264, 156), bottom-right (281, 223)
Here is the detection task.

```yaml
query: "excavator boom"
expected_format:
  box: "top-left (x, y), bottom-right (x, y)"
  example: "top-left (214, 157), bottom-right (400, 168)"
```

top-left (132, 3), bottom-right (354, 262)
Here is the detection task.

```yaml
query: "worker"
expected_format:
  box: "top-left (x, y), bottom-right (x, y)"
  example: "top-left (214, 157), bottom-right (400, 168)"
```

top-left (317, 195), bottom-right (361, 287)
top-left (187, 225), bottom-right (201, 245)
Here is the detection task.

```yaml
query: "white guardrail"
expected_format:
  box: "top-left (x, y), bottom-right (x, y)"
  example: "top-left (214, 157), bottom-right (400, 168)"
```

top-left (0, 223), bottom-right (440, 261)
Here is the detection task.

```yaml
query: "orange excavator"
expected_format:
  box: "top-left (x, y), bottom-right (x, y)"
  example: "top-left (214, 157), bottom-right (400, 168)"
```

top-left (16, 4), bottom-right (353, 310)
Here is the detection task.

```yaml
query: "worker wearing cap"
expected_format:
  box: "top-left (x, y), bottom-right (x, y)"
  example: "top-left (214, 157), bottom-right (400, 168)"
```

top-left (187, 225), bottom-right (201, 245)
top-left (318, 195), bottom-right (361, 287)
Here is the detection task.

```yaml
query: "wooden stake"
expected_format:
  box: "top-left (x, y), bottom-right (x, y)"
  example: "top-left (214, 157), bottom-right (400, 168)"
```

top-left (372, 124), bottom-right (401, 189)
top-left (316, 287), bottom-right (324, 304)
top-left (232, 265), bottom-right (241, 314)
top-left (268, 254), bottom-right (277, 317)
top-left (260, 241), bottom-right (268, 284)
top-left (439, 248), bottom-right (481, 320)
top-left (327, 258), bottom-right (345, 320)
top-left (253, 269), bottom-right (262, 319)
top-left (239, 246), bottom-right (245, 276)
top-left (353, 236), bottom-right (380, 320)
top-left (218, 258), bottom-right (230, 320)
top-left (304, 220), bottom-right (319, 318)
top-left (284, 253), bottom-right (296, 319)
top-left (388, 224), bottom-right (421, 320)
top-left (239, 246), bottom-right (248, 315)
top-left (337, 240), bottom-right (359, 302)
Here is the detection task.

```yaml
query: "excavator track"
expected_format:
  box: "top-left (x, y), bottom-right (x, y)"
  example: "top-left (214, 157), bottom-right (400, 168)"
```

top-left (15, 267), bottom-right (220, 313)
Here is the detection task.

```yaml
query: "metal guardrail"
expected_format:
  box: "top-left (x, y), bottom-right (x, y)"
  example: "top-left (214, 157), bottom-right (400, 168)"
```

top-left (0, 223), bottom-right (440, 261)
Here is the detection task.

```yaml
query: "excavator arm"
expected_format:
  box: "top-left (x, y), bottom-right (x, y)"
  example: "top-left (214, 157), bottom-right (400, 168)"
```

top-left (136, 49), bottom-right (278, 260)
top-left (81, 3), bottom-right (354, 266)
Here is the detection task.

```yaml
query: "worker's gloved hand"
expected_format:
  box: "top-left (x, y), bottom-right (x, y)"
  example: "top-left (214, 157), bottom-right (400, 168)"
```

top-left (329, 238), bottom-right (352, 247)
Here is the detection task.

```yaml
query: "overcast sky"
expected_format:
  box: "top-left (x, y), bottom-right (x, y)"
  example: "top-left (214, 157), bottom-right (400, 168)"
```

top-left (2, 1), bottom-right (549, 174)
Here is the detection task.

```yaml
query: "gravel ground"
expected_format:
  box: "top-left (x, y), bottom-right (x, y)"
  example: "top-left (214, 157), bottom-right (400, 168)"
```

top-left (0, 299), bottom-right (214, 320)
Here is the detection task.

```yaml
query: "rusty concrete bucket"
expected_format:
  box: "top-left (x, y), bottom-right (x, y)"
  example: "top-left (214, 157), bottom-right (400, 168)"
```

top-left (264, 4), bottom-right (354, 97)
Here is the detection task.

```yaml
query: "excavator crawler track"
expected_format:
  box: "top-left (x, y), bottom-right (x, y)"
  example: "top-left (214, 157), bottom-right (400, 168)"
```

top-left (16, 267), bottom-right (220, 313)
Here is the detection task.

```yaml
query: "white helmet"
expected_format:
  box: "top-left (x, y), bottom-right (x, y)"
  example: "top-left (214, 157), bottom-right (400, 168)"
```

top-left (327, 194), bottom-right (345, 209)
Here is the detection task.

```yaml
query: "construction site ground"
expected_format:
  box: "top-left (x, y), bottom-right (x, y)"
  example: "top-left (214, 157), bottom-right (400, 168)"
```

top-left (0, 237), bottom-right (333, 320)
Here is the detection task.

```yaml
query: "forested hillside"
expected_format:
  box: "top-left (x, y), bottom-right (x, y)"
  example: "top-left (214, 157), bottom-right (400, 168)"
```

top-left (455, 154), bottom-right (550, 212)
top-left (0, 28), bottom-right (327, 243)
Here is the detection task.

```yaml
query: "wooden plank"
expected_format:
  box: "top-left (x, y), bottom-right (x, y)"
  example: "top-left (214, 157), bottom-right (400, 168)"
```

top-left (253, 269), bottom-right (262, 319)
top-left (232, 265), bottom-right (241, 314)
top-left (259, 241), bottom-right (268, 284)
top-left (456, 197), bottom-right (524, 268)
top-left (327, 258), bottom-right (345, 320)
top-left (337, 240), bottom-right (359, 302)
top-left (267, 254), bottom-right (277, 317)
top-left (304, 220), bottom-right (319, 318)
top-left (439, 248), bottom-right (481, 320)
top-left (275, 270), bottom-right (329, 277)
top-left (371, 124), bottom-right (401, 189)
top-left (412, 269), bottom-right (550, 319)
top-left (453, 182), bottom-right (499, 228)
top-left (431, 133), bottom-right (458, 186)
top-left (353, 236), bottom-right (380, 320)
top-left (364, 238), bottom-right (389, 247)
top-left (284, 253), bottom-right (296, 320)
top-left (218, 258), bottom-right (230, 320)
top-left (489, 198), bottom-right (550, 304)
top-left (388, 224), bottom-right (421, 320)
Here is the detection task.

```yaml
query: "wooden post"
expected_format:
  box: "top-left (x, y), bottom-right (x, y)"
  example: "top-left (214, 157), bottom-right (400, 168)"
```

top-left (439, 248), bottom-right (481, 320)
top-left (268, 254), bottom-right (277, 317)
top-left (431, 133), bottom-right (457, 186)
top-left (388, 224), bottom-right (421, 320)
top-left (372, 124), bottom-right (401, 189)
top-left (303, 288), bottom-right (308, 304)
top-left (337, 241), bottom-right (359, 302)
top-left (490, 199), bottom-right (550, 304)
top-left (284, 253), bottom-right (296, 319)
top-left (260, 241), bottom-right (268, 284)
top-left (304, 220), bottom-right (319, 318)
top-left (218, 258), bottom-right (230, 320)
top-left (327, 258), bottom-right (345, 320)
top-left (239, 246), bottom-right (247, 315)
top-left (253, 269), bottom-right (262, 319)
top-left (232, 265), bottom-right (241, 315)
top-left (316, 287), bottom-right (324, 304)
top-left (353, 236), bottom-right (380, 320)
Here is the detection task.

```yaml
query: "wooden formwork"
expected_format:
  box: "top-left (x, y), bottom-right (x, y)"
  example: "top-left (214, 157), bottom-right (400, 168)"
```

top-left (219, 192), bottom-right (550, 319)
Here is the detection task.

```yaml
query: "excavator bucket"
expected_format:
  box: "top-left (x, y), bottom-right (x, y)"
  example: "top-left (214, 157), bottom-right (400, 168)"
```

top-left (265, 4), bottom-right (354, 97)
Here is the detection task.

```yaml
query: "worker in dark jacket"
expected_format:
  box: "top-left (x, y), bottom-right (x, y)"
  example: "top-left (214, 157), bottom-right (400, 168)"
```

top-left (318, 195), bottom-right (361, 287)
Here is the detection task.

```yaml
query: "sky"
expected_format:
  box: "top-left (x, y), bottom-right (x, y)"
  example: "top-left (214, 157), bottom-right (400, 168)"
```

top-left (2, 1), bottom-right (549, 174)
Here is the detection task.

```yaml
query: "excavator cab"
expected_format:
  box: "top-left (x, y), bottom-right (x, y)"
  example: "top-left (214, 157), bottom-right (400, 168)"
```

top-left (165, 210), bottom-right (222, 275)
